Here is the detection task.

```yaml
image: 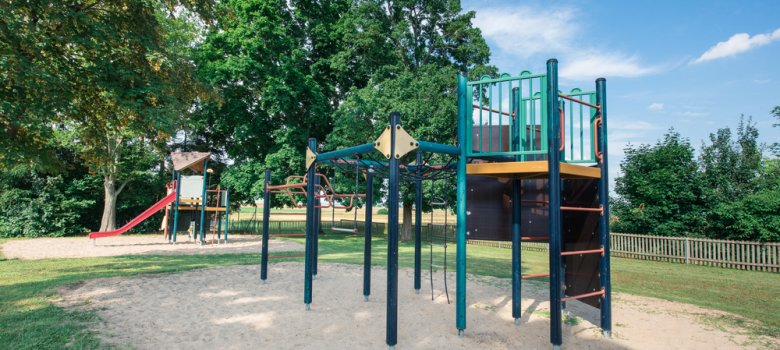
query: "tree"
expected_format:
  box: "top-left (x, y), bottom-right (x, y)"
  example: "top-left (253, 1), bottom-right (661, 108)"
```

top-left (192, 0), bottom-right (331, 208)
top-left (771, 106), bottom-right (780, 156)
top-left (325, 0), bottom-right (493, 240)
top-left (612, 130), bottom-right (707, 236)
top-left (699, 117), bottom-right (761, 204)
top-left (1, 1), bottom-right (212, 231)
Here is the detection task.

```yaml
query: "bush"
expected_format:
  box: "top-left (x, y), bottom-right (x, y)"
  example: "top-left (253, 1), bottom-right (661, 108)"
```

top-left (706, 188), bottom-right (780, 242)
top-left (0, 173), bottom-right (96, 237)
top-left (377, 208), bottom-right (388, 215)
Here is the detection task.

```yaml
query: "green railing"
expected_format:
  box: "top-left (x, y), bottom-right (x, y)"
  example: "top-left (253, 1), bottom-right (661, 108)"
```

top-left (465, 72), bottom-right (600, 163)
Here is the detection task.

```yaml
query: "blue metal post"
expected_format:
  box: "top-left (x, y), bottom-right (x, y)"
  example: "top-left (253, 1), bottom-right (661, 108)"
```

top-left (261, 170), bottom-right (271, 282)
top-left (171, 172), bottom-right (181, 243)
top-left (456, 73), bottom-right (468, 335)
top-left (304, 138), bottom-right (317, 309)
top-left (224, 189), bottom-right (230, 242)
top-left (198, 159), bottom-right (209, 243)
top-left (363, 168), bottom-right (374, 301)
top-left (596, 77), bottom-right (612, 337)
top-left (546, 59), bottom-right (563, 348)
top-left (414, 150), bottom-right (423, 293)
top-left (386, 112), bottom-right (401, 348)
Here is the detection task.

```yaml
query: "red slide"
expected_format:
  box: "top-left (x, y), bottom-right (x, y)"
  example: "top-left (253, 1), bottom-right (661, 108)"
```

top-left (88, 191), bottom-right (178, 239)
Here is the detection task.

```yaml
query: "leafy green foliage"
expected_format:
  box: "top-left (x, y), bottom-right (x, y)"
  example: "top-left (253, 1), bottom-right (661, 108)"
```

top-left (0, 171), bottom-right (96, 238)
top-left (707, 188), bottom-right (780, 241)
top-left (771, 106), bottom-right (780, 156)
top-left (613, 130), bottom-right (706, 236)
top-left (613, 120), bottom-right (779, 241)
top-left (699, 117), bottom-right (761, 203)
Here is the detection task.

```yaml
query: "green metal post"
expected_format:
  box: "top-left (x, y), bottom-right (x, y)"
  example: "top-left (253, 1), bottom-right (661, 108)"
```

top-left (261, 170), bottom-right (271, 282)
top-left (313, 174), bottom-right (320, 277)
top-left (546, 59), bottom-right (563, 349)
top-left (386, 113), bottom-right (401, 348)
top-left (456, 73), bottom-right (468, 336)
top-left (414, 150), bottom-right (422, 293)
top-left (171, 172), bottom-right (181, 243)
top-left (224, 189), bottom-right (229, 242)
top-left (511, 85), bottom-right (523, 324)
top-left (304, 138), bottom-right (317, 309)
top-left (363, 168), bottom-right (374, 301)
top-left (198, 159), bottom-right (209, 243)
top-left (511, 180), bottom-right (522, 324)
top-left (596, 77), bottom-right (612, 337)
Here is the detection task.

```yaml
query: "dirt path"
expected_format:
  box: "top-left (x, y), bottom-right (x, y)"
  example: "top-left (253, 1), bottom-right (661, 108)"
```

top-left (1, 235), bottom-right (302, 259)
top-left (56, 263), bottom-right (775, 350)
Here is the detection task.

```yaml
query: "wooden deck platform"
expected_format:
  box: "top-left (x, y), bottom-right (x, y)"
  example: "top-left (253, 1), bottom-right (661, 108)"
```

top-left (466, 161), bottom-right (600, 179)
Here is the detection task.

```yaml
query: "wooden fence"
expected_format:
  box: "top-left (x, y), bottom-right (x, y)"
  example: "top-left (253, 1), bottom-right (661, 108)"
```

top-left (611, 233), bottom-right (780, 272)
top-left (230, 219), bottom-right (779, 273)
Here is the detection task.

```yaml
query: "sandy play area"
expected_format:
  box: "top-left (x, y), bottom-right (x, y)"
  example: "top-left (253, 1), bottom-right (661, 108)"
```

top-left (56, 262), bottom-right (773, 350)
top-left (1, 235), bottom-right (303, 260)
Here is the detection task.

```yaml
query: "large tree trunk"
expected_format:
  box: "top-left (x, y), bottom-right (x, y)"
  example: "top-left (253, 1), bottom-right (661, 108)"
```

top-left (99, 175), bottom-right (118, 231)
top-left (99, 174), bottom-right (128, 232)
top-left (401, 202), bottom-right (413, 241)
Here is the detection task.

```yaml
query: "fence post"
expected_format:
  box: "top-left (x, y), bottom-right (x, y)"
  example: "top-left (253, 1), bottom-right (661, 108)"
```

top-left (685, 237), bottom-right (690, 264)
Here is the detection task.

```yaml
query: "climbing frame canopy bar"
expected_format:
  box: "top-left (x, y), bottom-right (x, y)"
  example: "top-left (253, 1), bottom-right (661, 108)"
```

top-left (465, 73), bottom-right (601, 163)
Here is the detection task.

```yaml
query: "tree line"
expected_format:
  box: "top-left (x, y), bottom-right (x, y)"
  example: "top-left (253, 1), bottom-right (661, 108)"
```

top-left (1, 0), bottom-right (492, 237)
top-left (612, 115), bottom-right (780, 241)
top-left (1, 1), bottom-right (777, 242)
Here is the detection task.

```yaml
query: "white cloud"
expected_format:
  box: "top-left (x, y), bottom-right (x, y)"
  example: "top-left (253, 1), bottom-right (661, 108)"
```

top-left (693, 28), bottom-right (780, 64)
top-left (472, 7), bottom-right (575, 58)
top-left (560, 51), bottom-right (658, 81)
top-left (470, 4), bottom-right (658, 80)
top-left (647, 103), bottom-right (664, 111)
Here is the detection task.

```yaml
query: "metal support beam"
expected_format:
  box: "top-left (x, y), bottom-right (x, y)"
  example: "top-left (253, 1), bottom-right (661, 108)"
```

top-left (171, 172), bottom-right (181, 243)
top-left (414, 150), bottom-right (423, 293)
top-left (511, 179), bottom-right (522, 324)
top-left (511, 83), bottom-right (522, 325)
top-left (316, 142), bottom-right (377, 162)
top-left (546, 58), bottom-right (563, 347)
top-left (596, 77), bottom-right (612, 337)
top-left (199, 159), bottom-right (209, 243)
top-left (304, 138), bottom-right (317, 309)
top-left (456, 73), bottom-right (468, 336)
top-left (261, 170), bottom-right (271, 282)
top-left (386, 113), bottom-right (401, 348)
top-left (417, 140), bottom-right (460, 156)
top-left (314, 174), bottom-right (320, 277)
top-left (364, 168), bottom-right (374, 301)
top-left (224, 189), bottom-right (230, 242)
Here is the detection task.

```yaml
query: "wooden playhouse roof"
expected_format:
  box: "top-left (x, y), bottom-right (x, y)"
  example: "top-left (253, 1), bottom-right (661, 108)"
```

top-left (171, 152), bottom-right (211, 172)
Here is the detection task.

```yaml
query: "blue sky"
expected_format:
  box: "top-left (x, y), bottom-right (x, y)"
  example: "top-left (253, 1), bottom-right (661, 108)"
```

top-left (462, 0), bottom-right (780, 179)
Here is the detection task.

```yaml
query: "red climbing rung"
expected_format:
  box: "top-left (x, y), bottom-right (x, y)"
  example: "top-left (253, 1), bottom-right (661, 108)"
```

top-left (560, 247), bottom-right (604, 256)
top-left (558, 94), bottom-right (601, 110)
top-left (561, 289), bottom-right (605, 302)
top-left (522, 273), bottom-right (550, 279)
top-left (560, 205), bottom-right (603, 213)
top-left (521, 236), bottom-right (547, 242)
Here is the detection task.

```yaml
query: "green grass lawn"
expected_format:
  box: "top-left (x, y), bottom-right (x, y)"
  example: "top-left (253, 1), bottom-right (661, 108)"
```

top-left (0, 234), bottom-right (778, 349)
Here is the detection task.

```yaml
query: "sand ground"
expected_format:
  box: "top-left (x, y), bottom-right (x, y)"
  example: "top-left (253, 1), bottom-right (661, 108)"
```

top-left (56, 263), bottom-right (776, 350)
top-left (0, 235), bottom-right (303, 260)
